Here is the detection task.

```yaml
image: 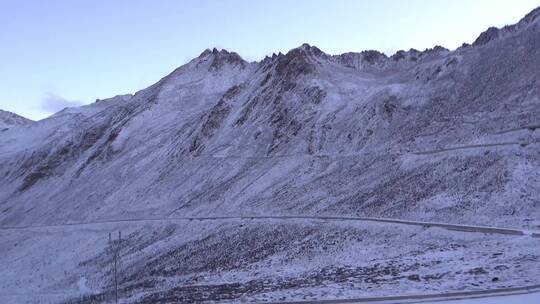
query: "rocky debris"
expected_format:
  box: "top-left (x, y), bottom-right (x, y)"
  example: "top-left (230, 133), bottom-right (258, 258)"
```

top-left (407, 274), bottom-right (421, 281)
top-left (466, 267), bottom-right (489, 275)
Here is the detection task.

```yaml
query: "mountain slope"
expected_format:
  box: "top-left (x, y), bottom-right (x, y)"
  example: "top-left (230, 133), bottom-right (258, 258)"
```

top-left (1, 7), bottom-right (540, 304)
top-left (0, 109), bottom-right (33, 130)
top-left (1, 11), bottom-right (540, 229)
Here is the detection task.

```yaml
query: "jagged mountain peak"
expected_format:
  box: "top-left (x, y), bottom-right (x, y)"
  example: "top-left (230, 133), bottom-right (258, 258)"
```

top-left (390, 49), bottom-right (420, 62)
top-left (359, 50), bottom-right (388, 64)
top-left (273, 43), bottom-right (332, 72)
top-left (473, 6), bottom-right (540, 46)
top-left (334, 50), bottom-right (390, 70)
top-left (283, 43), bottom-right (328, 62)
top-left (195, 47), bottom-right (247, 71)
top-left (185, 6), bottom-right (540, 76)
top-left (295, 43), bottom-right (326, 55)
top-left (519, 6), bottom-right (540, 26)
top-left (423, 45), bottom-right (449, 55)
top-left (256, 44), bottom-right (328, 81)
top-left (390, 46), bottom-right (449, 62)
top-left (272, 46), bottom-right (320, 78)
top-left (473, 26), bottom-right (501, 46)
top-left (198, 47), bottom-right (242, 58)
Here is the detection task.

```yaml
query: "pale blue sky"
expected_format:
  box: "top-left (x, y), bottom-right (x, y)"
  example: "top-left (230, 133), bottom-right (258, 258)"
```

top-left (1, 0), bottom-right (539, 120)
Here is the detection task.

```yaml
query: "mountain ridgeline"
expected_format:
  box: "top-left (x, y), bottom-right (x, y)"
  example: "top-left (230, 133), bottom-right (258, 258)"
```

top-left (1, 8), bottom-right (540, 229)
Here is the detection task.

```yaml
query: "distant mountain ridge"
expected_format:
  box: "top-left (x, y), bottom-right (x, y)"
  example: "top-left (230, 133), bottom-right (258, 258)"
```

top-left (0, 109), bottom-right (33, 130)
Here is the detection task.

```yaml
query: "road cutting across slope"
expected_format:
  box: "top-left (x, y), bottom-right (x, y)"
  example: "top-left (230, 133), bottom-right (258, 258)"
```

top-left (267, 284), bottom-right (540, 304)
top-left (1, 215), bottom-right (538, 238)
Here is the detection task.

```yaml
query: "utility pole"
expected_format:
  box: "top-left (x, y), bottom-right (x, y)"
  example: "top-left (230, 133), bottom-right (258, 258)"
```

top-left (108, 232), bottom-right (112, 303)
top-left (108, 231), bottom-right (121, 304)
top-left (116, 231), bottom-right (121, 304)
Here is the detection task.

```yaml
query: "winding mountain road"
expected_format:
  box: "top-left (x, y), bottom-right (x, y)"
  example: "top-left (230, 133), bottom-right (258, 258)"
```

top-left (1, 214), bottom-right (538, 238)
top-left (268, 284), bottom-right (540, 304)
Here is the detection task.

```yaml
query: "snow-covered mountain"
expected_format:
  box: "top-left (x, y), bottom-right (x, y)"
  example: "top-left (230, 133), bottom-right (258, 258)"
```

top-left (0, 109), bottom-right (33, 131)
top-left (2, 9), bottom-right (540, 228)
top-left (1, 7), bottom-right (540, 304)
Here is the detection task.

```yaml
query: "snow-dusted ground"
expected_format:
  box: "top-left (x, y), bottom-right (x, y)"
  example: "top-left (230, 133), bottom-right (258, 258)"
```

top-left (1, 218), bottom-right (539, 303)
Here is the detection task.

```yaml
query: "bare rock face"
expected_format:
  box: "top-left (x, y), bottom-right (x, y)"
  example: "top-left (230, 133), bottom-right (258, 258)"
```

top-left (196, 48), bottom-right (248, 72)
top-left (473, 6), bottom-right (540, 46)
top-left (360, 50), bottom-right (387, 64)
top-left (274, 44), bottom-right (323, 79)
top-left (473, 27), bottom-right (500, 46)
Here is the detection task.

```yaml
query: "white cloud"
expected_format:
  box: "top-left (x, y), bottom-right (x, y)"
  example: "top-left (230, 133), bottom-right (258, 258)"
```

top-left (40, 93), bottom-right (84, 113)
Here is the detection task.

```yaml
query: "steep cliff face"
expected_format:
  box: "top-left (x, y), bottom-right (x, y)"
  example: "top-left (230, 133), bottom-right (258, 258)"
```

top-left (1, 10), bottom-right (540, 230)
